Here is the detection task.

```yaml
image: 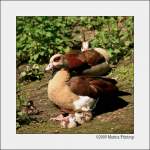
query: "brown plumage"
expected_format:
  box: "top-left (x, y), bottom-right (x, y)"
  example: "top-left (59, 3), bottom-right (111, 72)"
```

top-left (81, 40), bottom-right (110, 63)
top-left (67, 76), bottom-right (118, 99)
top-left (45, 50), bottom-right (109, 76)
top-left (65, 50), bottom-right (105, 68)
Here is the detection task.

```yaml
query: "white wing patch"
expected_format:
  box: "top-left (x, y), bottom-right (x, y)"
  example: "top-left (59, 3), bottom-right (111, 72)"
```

top-left (73, 96), bottom-right (95, 111)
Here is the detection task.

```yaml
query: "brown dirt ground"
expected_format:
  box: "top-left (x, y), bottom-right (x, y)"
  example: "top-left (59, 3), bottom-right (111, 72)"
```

top-left (16, 57), bottom-right (134, 134)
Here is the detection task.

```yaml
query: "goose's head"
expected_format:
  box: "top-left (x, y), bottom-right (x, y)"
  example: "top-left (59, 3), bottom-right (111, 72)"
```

top-left (45, 53), bottom-right (65, 71)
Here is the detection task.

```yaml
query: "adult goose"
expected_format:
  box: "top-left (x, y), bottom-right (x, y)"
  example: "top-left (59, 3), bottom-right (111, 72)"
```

top-left (45, 62), bottom-right (119, 128)
top-left (45, 50), bottom-right (111, 76)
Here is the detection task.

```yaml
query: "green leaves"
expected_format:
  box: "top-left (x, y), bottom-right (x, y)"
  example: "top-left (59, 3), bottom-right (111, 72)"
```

top-left (19, 64), bottom-right (44, 82)
top-left (90, 16), bottom-right (134, 64)
top-left (16, 16), bottom-right (133, 65)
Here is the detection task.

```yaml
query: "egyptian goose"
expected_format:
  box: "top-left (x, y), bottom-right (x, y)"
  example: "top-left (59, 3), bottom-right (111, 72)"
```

top-left (45, 50), bottom-right (111, 76)
top-left (46, 64), bottom-right (119, 128)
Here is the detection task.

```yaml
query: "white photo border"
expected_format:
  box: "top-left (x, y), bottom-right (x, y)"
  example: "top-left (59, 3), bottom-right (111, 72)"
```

top-left (1, 1), bottom-right (149, 149)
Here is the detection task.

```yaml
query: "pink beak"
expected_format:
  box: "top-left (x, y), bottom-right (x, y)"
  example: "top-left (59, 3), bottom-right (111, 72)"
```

top-left (45, 63), bottom-right (53, 71)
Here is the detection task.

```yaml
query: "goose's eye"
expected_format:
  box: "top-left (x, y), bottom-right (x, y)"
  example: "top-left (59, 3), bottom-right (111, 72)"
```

top-left (54, 57), bottom-right (61, 62)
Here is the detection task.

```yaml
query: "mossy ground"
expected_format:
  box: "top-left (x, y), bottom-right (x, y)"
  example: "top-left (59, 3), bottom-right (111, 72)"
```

top-left (16, 57), bottom-right (134, 134)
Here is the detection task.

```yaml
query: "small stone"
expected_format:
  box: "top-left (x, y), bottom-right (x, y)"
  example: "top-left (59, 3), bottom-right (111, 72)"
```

top-left (55, 130), bottom-right (59, 133)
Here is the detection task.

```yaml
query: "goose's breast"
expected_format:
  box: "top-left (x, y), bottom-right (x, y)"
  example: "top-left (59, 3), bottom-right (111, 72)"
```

top-left (48, 81), bottom-right (79, 109)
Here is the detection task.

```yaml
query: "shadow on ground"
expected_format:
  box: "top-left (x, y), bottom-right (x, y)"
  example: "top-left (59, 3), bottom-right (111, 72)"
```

top-left (92, 96), bottom-right (129, 117)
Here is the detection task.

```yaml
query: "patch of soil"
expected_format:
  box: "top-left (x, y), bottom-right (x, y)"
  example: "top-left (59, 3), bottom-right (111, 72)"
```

top-left (17, 58), bottom-right (134, 134)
